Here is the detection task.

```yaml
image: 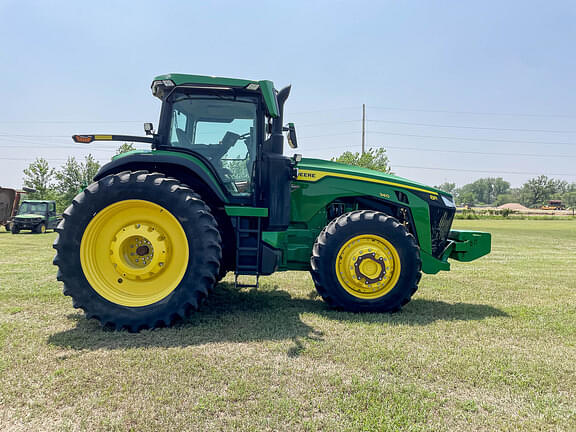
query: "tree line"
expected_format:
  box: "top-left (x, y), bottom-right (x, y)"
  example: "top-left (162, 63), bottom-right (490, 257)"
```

top-left (436, 176), bottom-right (576, 208)
top-left (21, 143), bottom-right (136, 212)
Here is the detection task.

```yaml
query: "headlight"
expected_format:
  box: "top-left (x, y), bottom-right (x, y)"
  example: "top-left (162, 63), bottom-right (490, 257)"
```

top-left (441, 195), bottom-right (455, 208)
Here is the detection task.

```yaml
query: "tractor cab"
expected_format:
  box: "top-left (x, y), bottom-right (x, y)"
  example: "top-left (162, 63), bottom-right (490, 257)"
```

top-left (151, 75), bottom-right (295, 232)
top-left (156, 87), bottom-right (259, 196)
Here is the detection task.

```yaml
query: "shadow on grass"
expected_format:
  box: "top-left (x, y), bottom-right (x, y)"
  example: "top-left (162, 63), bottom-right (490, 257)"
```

top-left (48, 282), bottom-right (507, 351)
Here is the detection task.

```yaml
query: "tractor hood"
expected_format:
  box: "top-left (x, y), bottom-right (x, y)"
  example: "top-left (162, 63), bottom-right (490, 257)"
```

top-left (296, 158), bottom-right (449, 198)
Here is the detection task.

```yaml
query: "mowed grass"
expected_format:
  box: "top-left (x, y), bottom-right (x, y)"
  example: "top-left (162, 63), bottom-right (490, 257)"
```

top-left (0, 220), bottom-right (575, 431)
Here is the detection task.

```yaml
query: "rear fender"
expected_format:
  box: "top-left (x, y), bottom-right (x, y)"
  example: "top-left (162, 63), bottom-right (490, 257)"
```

top-left (94, 153), bottom-right (229, 204)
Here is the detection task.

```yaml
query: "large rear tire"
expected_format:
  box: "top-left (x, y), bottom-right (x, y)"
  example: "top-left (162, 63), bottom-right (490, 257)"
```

top-left (53, 171), bottom-right (222, 331)
top-left (311, 210), bottom-right (421, 312)
top-left (11, 224), bottom-right (19, 234)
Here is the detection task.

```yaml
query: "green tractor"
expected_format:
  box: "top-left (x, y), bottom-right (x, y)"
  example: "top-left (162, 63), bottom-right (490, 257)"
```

top-left (54, 74), bottom-right (491, 331)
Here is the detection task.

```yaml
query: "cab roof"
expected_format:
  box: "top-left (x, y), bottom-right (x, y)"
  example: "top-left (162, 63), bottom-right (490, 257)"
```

top-left (153, 73), bottom-right (279, 117)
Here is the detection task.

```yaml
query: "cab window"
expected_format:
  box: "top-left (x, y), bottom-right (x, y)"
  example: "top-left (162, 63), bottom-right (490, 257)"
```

top-left (167, 93), bottom-right (258, 196)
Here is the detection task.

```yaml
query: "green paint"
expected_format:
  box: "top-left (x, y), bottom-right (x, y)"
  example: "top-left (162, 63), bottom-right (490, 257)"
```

top-left (262, 231), bottom-right (285, 249)
top-left (298, 158), bottom-right (450, 197)
top-left (420, 230), bottom-right (491, 273)
top-left (420, 251), bottom-right (451, 274)
top-left (225, 206), bottom-right (268, 217)
top-left (111, 149), bottom-right (142, 160)
top-left (287, 172), bottom-right (433, 267)
top-left (153, 73), bottom-right (280, 117)
top-left (261, 159), bottom-right (489, 274)
top-left (258, 80), bottom-right (279, 118)
top-left (448, 230), bottom-right (492, 262)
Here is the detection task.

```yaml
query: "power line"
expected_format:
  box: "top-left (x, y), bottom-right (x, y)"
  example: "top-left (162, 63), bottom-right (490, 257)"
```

top-left (299, 132), bottom-right (359, 139)
top-left (0, 156), bottom-right (112, 163)
top-left (322, 143), bottom-right (576, 159)
top-left (0, 134), bottom-right (70, 138)
top-left (393, 164), bottom-right (576, 177)
top-left (367, 131), bottom-right (576, 147)
top-left (288, 107), bottom-right (357, 115)
top-left (369, 106), bottom-right (576, 119)
top-left (0, 142), bottom-right (121, 151)
top-left (366, 119), bottom-right (576, 134)
top-left (0, 120), bottom-right (143, 124)
top-left (0, 136), bottom-right (146, 151)
top-left (295, 120), bottom-right (359, 128)
top-left (300, 129), bottom-right (576, 147)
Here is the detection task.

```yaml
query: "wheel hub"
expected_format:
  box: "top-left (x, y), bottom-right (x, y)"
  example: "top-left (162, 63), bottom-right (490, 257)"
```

top-left (335, 234), bottom-right (401, 299)
top-left (109, 223), bottom-right (168, 281)
top-left (136, 245), bottom-right (150, 256)
top-left (354, 252), bottom-right (386, 284)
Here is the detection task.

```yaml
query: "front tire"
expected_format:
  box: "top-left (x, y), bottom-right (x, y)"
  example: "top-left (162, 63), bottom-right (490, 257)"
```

top-left (53, 171), bottom-right (222, 331)
top-left (11, 225), bottom-right (19, 234)
top-left (34, 223), bottom-right (46, 234)
top-left (311, 210), bottom-right (421, 312)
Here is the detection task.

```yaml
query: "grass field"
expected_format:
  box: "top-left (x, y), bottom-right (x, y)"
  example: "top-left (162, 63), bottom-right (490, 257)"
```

top-left (0, 220), bottom-right (575, 431)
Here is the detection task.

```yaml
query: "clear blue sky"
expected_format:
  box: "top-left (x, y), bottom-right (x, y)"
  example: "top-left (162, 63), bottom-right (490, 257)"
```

top-left (1, 0), bottom-right (575, 189)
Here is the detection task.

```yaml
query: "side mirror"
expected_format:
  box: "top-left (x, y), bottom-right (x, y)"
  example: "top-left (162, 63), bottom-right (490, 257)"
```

top-left (285, 123), bottom-right (298, 149)
top-left (144, 122), bottom-right (154, 136)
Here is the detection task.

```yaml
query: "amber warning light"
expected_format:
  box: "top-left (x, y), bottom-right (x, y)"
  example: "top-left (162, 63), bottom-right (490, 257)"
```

top-left (73, 135), bottom-right (94, 143)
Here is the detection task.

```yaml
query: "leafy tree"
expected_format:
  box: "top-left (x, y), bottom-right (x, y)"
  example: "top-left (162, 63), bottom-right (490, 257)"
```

top-left (54, 155), bottom-right (101, 211)
top-left (55, 157), bottom-right (83, 200)
top-left (82, 154), bottom-right (100, 185)
top-left (332, 148), bottom-right (392, 174)
top-left (22, 158), bottom-right (55, 200)
top-left (116, 142), bottom-right (137, 155)
top-left (435, 182), bottom-right (457, 198)
top-left (520, 175), bottom-right (567, 207)
top-left (563, 191), bottom-right (576, 210)
top-left (457, 191), bottom-right (476, 206)
top-left (457, 177), bottom-right (510, 205)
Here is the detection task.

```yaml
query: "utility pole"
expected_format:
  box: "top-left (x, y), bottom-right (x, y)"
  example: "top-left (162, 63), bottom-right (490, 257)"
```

top-left (361, 103), bottom-right (366, 154)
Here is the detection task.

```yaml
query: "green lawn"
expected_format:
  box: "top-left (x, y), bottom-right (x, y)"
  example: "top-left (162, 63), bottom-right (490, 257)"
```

top-left (0, 220), bottom-right (575, 431)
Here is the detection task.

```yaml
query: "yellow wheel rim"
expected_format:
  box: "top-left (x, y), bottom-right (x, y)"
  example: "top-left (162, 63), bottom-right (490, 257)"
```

top-left (335, 234), bottom-right (401, 299)
top-left (40, 224), bottom-right (46, 233)
top-left (80, 200), bottom-right (189, 307)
